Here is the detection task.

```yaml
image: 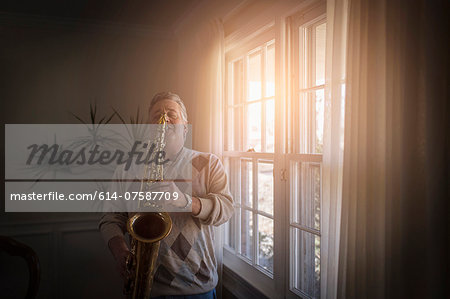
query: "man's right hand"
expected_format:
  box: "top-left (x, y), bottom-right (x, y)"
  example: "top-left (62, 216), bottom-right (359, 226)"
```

top-left (108, 235), bottom-right (130, 280)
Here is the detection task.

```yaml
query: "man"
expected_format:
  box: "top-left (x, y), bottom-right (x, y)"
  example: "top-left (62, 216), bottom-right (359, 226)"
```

top-left (99, 92), bottom-right (234, 298)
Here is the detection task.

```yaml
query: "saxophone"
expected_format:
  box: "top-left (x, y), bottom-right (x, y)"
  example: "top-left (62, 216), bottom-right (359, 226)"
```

top-left (124, 114), bottom-right (173, 298)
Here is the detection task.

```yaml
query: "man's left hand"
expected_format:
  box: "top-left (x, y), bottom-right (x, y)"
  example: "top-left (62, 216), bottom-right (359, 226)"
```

top-left (150, 181), bottom-right (190, 209)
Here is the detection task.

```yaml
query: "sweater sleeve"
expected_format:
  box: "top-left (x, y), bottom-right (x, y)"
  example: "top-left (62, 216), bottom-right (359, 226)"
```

top-left (98, 212), bottom-right (128, 244)
top-left (98, 165), bottom-right (129, 245)
top-left (194, 155), bottom-right (234, 226)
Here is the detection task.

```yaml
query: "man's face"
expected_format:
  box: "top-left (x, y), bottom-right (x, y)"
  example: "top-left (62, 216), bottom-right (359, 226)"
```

top-left (148, 99), bottom-right (187, 158)
top-left (148, 99), bottom-right (186, 125)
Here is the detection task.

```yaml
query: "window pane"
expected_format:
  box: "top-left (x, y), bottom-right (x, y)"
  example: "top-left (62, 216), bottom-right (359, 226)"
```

top-left (299, 27), bottom-right (308, 89)
top-left (241, 159), bottom-right (253, 208)
top-left (266, 99), bottom-right (275, 152)
top-left (312, 165), bottom-right (321, 230)
top-left (226, 108), bottom-right (234, 151)
top-left (245, 102), bottom-right (261, 151)
top-left (240, 209), bottom-right (253, 260)
top-left (233, 59), bottom-right (243, 105)
top-left (247, 52), bottom-right (262, 101)
top-left (315, 23), bottom-right (326, 86)
top-left (223, 157), bottom-right (238, 250)
top-left (257, 215), bottom-right (274, 273)
top-left (225, 157), bottom-right (240, 205)
top-left (298, 89), bottom-right (324, 154)
top-left (225, 210), bottom-right (236, 249)
top-left (298, 91), bottom-right (310, 153)
top-left (291, 228), bottom-right (320, 298)
top-left (290, 161), bottom-right (300, 223)
top-left (291, 162), bottom-right (321, 231)
top-left (266, 44), bottom-right (275, 97)
top-left (314, 89), bottom-right (324, 153)
top-left (258, 162), bottom-right (273, 215)
top-left (235, 107), bottom-right (243, 151)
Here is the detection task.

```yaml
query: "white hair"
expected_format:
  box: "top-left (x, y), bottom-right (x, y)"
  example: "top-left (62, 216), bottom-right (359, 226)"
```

top-left (149, 91), bottom-right (188, 122)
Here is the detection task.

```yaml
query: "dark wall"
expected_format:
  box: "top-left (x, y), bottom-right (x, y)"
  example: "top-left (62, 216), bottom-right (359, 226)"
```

top-left (1, 21), bottom-right (177, 124)
top-left (0, 17), bottom-right (178, 298)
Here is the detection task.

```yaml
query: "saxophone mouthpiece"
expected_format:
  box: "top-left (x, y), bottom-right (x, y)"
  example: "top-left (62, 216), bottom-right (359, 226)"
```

top-left (158, 113), bottom-right (168, 125)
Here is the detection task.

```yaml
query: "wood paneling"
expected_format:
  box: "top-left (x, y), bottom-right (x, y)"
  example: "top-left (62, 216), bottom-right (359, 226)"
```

top-left (0, 219), bottom-right (122, 299)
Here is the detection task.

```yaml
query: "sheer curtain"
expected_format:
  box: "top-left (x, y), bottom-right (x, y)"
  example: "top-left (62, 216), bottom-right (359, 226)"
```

top-left (320, 0), bottom-right (348, 298)
top-left (335, 0), bottom-right (449, 298)
top-left (176, 18), bottom-right (223, 154)
top-left (322, 0), bottom-right (348, 297)
top-left (176, 17), bottom-right (225, 297)
top-left (177, 19), bottom-right (224, 155)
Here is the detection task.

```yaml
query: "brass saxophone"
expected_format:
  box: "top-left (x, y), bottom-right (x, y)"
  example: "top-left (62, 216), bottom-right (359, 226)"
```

top-left (124, 114), bottom-right (173, 298)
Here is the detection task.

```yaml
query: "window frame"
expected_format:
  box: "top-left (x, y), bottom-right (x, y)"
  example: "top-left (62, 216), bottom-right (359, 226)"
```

top-left (223, 25), bottom-right (280, 298)
top-left (222, 2), bottom-right (327, 298)
top-left (287, 4), bottom-right (326, 298)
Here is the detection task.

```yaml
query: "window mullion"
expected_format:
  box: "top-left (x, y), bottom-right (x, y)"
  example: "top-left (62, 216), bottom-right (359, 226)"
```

top-left (290, 223), bottom-right (321, 237)
top-left (236, 159), bottom-right (242, 254)
top-left (311, 24), bottom-right (317, 88)
top-left (300, 84), bottom-right (325, 92)
top-left (261, 45), bottom-right (267, 152)
top-left (253, 157), bottom-right (258, 266)
top-left (307, 26), bottom-right (313, 89)
top-left (308, 27), bottom-right (314, 154)
top-left (262, 100), bottom-right (267, 152)
top-left (311, 27), bottom-right (317, 153)
top-left (242, 57), bottom-right (247, 151)
top-left (309, 91), bottom-right (314, 153)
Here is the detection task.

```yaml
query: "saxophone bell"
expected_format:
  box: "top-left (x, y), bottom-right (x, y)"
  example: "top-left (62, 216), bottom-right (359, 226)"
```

top-left (124, 212), bottom-right (172, 298)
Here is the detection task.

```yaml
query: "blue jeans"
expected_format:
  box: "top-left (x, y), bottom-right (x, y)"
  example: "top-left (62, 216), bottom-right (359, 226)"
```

top-left (152, 289), bottom-right (216, 299)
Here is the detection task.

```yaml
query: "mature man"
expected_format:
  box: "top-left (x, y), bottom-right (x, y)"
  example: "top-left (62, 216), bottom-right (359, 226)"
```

top-left (99, 92), bottom-right (234, 298)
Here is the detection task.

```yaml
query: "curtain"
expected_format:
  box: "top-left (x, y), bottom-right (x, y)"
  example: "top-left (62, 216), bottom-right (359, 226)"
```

top-left (176, 19), bottom-right (224, 155)
top-left (337, 0), bottom-right (449, 298)
top-left (176, 18), bottom-right (225, 297)
top-left (322, 0), bottom-right (348, 297)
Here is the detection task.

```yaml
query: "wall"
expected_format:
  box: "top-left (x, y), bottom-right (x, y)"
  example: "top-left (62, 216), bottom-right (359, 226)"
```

top-left (0, 16), bottom-right (177, 298)
top-left (0, 0), bottom-right (282, 297)
top-left (1, 18), bottom-right (177, 124)
top-left (174, 0), bottom-right (243, 153)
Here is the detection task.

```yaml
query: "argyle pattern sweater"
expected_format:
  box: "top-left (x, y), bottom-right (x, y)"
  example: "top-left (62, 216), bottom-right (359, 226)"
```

top-left (98, 148), bottom-right (234, 297)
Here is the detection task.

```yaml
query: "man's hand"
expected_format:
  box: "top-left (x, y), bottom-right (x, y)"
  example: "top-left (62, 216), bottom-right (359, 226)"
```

top-left (148, 182), bottom-right (202, 215)
top-left (150, 181), bottom-right (188, 209)
top-left (108, 235), bottom-right (130, 281)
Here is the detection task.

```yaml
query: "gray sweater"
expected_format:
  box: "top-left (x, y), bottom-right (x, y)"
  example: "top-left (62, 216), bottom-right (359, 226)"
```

top-left (98, 148), bottom-right (234, 297)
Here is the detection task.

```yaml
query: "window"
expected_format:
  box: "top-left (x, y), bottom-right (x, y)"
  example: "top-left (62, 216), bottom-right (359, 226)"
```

top-left (223, 3), bottom-right (326, 298)
top-left (289, 11), bottom-right (326, 298)
top-left (225, 41), bottom-right (275, 153)
top-left (224, 38), bottom-right (276, 277)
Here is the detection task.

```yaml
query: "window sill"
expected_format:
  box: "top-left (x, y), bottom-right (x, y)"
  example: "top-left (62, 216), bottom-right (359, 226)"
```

top-left (223, 248), bottom-right (277, 298)
top-left (222, 265), bottom-right (270, 299)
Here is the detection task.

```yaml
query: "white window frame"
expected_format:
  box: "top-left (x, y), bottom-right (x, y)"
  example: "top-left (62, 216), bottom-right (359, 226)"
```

top-left (223, 25), bottom-right (280, 298)
top-left (222, 2), bottom-right (328, 298)
top-left (287, 5), bottom-right (326, 298)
